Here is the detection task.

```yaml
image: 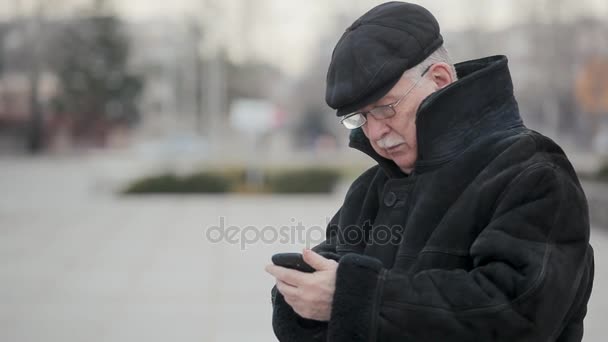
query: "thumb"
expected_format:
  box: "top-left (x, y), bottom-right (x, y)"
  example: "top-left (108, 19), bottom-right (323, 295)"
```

top-left (302, 248), bottom-right (331, 271)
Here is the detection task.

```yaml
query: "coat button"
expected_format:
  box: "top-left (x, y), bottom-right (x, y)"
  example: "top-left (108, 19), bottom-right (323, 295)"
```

top-left (384, 192), bottom-right (397, 207)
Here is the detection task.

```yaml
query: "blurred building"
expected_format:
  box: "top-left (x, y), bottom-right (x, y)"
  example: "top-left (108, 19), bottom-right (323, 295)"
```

top-left (446, 17), bottom-right (608, 153)
top-left (1, 7), bottom-right (607, 159)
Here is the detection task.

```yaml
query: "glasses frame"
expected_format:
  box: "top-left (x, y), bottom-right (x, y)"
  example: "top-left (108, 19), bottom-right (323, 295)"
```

top-left (340, 64), bottom-right (433, 129)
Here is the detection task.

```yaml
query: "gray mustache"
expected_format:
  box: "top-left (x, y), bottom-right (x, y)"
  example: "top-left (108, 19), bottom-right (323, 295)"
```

top-left (376, 136), bottom-right (406, 149)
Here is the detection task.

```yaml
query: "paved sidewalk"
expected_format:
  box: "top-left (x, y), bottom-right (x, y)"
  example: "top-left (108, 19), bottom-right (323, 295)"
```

top-left (0, 156), bottom-right (605, 341)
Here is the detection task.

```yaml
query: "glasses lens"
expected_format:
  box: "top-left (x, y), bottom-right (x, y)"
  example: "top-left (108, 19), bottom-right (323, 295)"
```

top-left (369, 106), bottom-right (396, 119)
top-left (342, 113), bottom-right (366, 129)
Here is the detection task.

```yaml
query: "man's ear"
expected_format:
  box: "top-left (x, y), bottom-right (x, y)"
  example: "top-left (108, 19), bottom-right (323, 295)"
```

top-left (428, 62), bottom-right (454, 90)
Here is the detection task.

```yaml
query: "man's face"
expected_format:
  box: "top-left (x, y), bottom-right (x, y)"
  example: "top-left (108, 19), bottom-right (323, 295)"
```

top-left (360, 72), bottom-right (436, 174)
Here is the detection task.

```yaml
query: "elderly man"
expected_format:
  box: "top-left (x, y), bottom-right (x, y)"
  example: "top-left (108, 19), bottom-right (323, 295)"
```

top-left (265, 2), bottom-right (594, 341)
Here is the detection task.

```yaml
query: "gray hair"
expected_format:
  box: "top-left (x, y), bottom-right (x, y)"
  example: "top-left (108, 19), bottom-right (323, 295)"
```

top-left (403, 45), bottom-right (458, 81)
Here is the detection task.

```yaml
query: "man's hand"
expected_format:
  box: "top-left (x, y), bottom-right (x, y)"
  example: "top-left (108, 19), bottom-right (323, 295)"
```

top-left (265, 249), bottom-right (338, 321)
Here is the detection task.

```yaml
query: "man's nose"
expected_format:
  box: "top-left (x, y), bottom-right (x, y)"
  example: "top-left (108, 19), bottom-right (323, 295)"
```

top-left (365, 115), bottom-right (390, 141)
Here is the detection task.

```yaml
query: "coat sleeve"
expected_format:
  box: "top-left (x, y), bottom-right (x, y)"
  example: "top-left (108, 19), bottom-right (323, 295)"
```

top-left (327, 163), bottom-right (594, 341)
top-left (270, 209), bottom-right (343, 342)
top-left (270, 166), bottom-right (379, 341)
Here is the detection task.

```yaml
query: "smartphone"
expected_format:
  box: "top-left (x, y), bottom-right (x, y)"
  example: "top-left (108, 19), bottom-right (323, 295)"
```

top-left (272, 253), bottom-right (316, 273)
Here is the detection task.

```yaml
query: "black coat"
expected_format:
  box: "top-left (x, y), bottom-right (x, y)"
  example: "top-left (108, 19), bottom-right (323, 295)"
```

top-left (271, 55), bottom-right (594, 342)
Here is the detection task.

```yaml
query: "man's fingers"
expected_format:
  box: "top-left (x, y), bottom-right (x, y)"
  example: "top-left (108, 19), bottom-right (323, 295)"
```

top-left (276, 279), bottom-right (298, 297)
top-left (265, 264), bottom-right (307, 285)
top-left (302, 248), bottom-right (332, 271)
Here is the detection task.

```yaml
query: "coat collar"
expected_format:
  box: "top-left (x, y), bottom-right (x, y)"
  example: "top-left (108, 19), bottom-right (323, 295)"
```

top-left (348, 55), bottom-right (524, 178)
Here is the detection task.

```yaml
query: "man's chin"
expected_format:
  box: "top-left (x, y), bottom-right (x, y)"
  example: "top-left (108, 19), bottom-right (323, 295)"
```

top-left (391, 152), bottom-right (416, 172)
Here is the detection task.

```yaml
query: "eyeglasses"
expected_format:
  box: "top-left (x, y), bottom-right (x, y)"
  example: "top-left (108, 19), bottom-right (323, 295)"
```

top-left (340, 65), bottom-right (432, 130)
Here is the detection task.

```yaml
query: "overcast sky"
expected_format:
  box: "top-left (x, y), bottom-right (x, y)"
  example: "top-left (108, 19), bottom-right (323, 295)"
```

top-left (3, 0), bottom-right (607, 75)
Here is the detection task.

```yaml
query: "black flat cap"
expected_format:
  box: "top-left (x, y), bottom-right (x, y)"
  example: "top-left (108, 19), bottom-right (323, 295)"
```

top-left (326, 1), bottom-right (443, 116)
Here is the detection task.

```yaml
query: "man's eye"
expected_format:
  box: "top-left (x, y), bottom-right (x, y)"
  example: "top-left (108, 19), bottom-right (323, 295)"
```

top-left (373, 106), bottom-right (391, 114)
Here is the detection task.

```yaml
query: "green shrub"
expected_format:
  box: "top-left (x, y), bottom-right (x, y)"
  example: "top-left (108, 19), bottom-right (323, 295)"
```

top-left (268, 168), bottom-right (341, 193)
top-left (122, 167), bottom-right (343, 194)
top-left (217, 167), bottom-right (248, 185)
top-left (123, 172), bottom-right (230, 194)
top-left (179, 172), bottom-right (232, 193)
top-left (597, 162), bottom-right (608, 181)
top-left (123, 173), bottom-right (181, 193)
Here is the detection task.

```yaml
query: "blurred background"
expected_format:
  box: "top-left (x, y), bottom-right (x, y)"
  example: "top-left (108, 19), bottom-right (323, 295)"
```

top-left (0, 0), bottom-right (607, 341)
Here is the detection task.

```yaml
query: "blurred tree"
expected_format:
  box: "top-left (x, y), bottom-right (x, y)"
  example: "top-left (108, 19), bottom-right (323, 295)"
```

top-left (0, 30), bottom-right (4, 76)
top-left (25, 2), bottom-right (45, 153)
top-left (50, 3), bottom-right (142, 145)
top-left (187, 17), bottom-right (204, 133)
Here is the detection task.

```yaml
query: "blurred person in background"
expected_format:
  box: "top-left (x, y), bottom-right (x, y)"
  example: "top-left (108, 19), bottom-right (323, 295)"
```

top-left (266, 2), bottom-right (594, 341)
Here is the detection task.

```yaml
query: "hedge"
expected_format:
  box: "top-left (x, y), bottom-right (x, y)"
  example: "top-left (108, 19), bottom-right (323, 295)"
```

top-left (122, 167), bottom-right (342, 194)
